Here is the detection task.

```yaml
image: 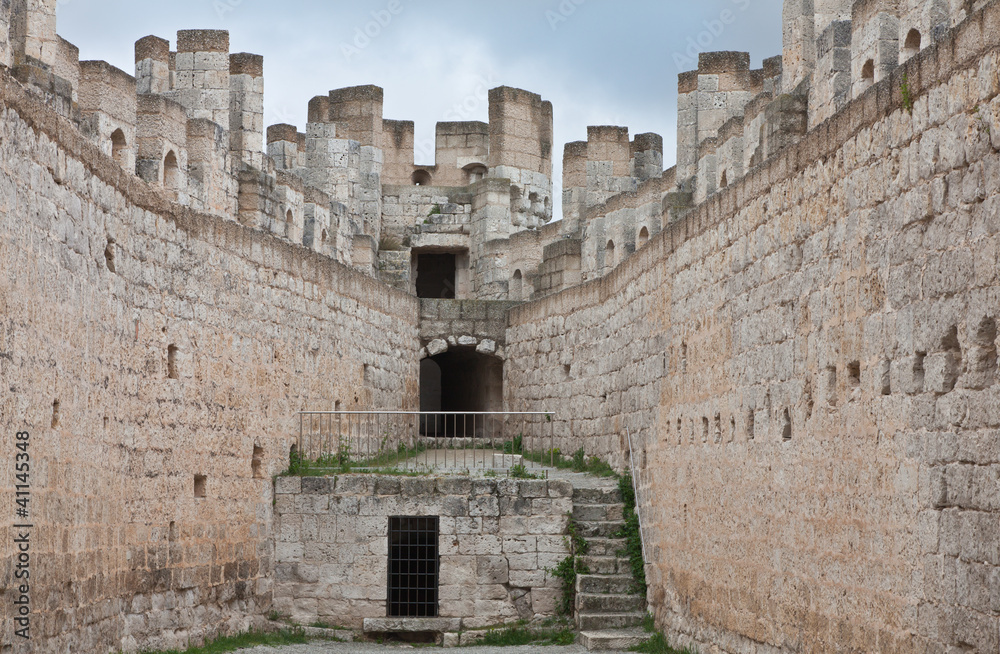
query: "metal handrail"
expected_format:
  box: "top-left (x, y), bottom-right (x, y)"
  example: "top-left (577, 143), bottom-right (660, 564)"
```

top-left (626, 427), bottom-right (650, 572)
top-left (295, 410), bottom-right (556, 474)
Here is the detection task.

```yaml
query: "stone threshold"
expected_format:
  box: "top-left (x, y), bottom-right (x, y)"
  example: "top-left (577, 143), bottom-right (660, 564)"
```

top-left (363, 617), bottom-right (463, 634)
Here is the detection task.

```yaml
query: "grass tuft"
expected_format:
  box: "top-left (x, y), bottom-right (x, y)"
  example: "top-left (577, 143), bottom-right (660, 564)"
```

top-left (615, 473), bottom-right (647, 594)
top-left (136, 628), bottom-right (314, 654)
top-left (630, 615), bottom-right (698, 654)
top-left (520, 447), bottom-right (616, 477)
top-left (466, 625), bottom-right (575, 647)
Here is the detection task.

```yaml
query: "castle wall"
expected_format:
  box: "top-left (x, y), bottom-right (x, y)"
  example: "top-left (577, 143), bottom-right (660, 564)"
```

top-left (433, 121), bottom-right (489, 188)
top-left (228, 53), bottom-right (265, 171)
top-left (0, 66), bottom-right (420, 653)
top-left (506, 9), bottom-right (1000, 651)
top-left (578, 170), bottom-right (673, 283)
top-left (10, 0), bottom-right (58, 70)
top-left (381, 119), bottom-right (415, 186)
top-left (272, 475), bottom-right (570, 629)
top-left (488, 87), bottom-right (553, 230)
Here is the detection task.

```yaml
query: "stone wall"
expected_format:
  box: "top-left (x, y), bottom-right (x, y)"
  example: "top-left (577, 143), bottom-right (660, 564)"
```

top-left (418, 300), bottom-right (518, 360)
top-left (506, 6), bottom-right (1000, 652)
top-left (272, 474), bottom-right (571, 629)
top-left (0, 65), bottom-right (420, 653)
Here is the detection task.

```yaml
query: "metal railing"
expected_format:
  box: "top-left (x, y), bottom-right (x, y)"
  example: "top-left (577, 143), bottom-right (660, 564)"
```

top-left (296, 411), bottom-right (556, 474)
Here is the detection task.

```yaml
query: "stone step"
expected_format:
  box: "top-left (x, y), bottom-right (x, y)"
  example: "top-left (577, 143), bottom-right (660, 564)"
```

top-left (577, 520), bottom-right (625, 538)
top-left (572, 503), bottom-right (625, 522)
top-left (577, 593), bottom-right (646, 613)
top-left (576, 612), bottom-right (646, 631)
top-left (576, 574), bottom-right (636, 595)
top-left (579, 555), bottom-right (631, 575)
top-left (584, 538), bottom-right (627, 557)
top-left (573, 487), bottom-right (622, 503)
top-left (580, 627), bottom-right (652, 651)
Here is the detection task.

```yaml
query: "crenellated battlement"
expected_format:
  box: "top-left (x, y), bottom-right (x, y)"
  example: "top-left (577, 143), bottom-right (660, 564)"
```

top-left (0, 0), bottom-right (986, 302)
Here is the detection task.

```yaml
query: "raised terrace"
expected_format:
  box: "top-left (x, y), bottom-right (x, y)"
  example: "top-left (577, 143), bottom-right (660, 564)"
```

top-left (3, 0), bottom-right (1000, 652)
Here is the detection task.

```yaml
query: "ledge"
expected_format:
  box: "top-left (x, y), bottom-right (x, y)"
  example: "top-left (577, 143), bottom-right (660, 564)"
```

top-left (363, 617), bottom-right (463, 634)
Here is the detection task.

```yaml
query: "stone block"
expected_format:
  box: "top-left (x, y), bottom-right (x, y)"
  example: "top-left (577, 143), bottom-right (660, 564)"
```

top-left (335, 476), bottom-right (376, 495)
top-left (547, 480), bottom-right (573, 498)
top-left (275, 476), bottom-right (301, 494)
top-left (363, 617), bottom-right (462, 633)
top-left (437, 477), bottom-right (473, 496)
top-left (470, 496), bottom-right (500, 517)
top-left (301, 477), bottom-right (332, 494)
top-left (476, 556), bottom-right (509, 584)
top-left (400, 477), bottom-right (436, 496)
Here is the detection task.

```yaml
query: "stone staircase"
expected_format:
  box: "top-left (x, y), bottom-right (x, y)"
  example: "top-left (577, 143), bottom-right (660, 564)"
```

top-left (571, 485), bottom-right (651, 651)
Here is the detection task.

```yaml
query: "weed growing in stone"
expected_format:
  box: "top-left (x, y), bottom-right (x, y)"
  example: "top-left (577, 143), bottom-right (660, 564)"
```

top-left (281, 442), bottom-right (430, 476)
top-left (466, 623), bottom-right (575, 646)
top-left (973, 104), bottom-right (991, 135)
top-left (508, 463), bottom-right (542, 479)
top-left (630, 631), bottom-right (697, 654)
top-left (900, 73), bottom-right (914, 115)
top-left (378, 234), bottom-right (403, 251)
top-left (615, 473), bottom-right (647, 594)
top-left (522, 447), bottom-right (617, 477)
top-left (134, 628), bottom-right (313, 654)
top-left (550, 514), bottom-right (590, 615)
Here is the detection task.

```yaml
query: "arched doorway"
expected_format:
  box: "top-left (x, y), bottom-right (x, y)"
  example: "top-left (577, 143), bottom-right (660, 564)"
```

top-left (420, 348), bottom-right (503, 437)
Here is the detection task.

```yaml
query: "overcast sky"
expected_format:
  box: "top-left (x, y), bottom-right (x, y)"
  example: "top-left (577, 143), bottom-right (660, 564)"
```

top-left (56, 0), bottom-right (784, 210)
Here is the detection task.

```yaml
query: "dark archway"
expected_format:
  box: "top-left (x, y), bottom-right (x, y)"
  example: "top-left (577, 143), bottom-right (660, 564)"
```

top-left (420, 348), bottom-right (503, 436)
top-left (414, 252), bottom-right (456, 298)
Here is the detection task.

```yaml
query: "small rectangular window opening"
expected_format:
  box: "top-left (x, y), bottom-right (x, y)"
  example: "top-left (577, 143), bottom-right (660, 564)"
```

top-left (388, 516), bottom-right (439, 618)
top-left (848, 361), bottom-right (861, 388)
top-left (168, 345), bottom-right (179, 380)
top-left (194, 474), bottom-right (207, 498)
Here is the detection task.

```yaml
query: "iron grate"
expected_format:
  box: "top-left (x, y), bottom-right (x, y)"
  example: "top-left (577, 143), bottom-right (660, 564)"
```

top-left (387, 516), bottom-right (439, 618)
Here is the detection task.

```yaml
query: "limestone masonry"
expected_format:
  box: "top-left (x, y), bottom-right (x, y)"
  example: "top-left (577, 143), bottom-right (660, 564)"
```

top-left (2, 0), bottom-right (1000, 652)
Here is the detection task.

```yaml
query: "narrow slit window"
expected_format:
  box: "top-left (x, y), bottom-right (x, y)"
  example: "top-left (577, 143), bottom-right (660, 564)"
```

top-left (167, 344), bottom-right (179, 380)
top-left (194, 474), bottom-right (207, 498)
top-left (388, 516), bottom-right (439, 618)
top-left (251, 445), bottom-right (264, 479)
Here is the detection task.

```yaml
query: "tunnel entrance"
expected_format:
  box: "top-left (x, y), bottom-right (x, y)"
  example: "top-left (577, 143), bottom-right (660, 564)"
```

top-left (414, 253), bottom-right (456, 299)
top-left (420, 349), bottom-right (503, 437)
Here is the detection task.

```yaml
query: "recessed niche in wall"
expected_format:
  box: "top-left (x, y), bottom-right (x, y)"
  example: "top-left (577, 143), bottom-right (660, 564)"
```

top-left (194, 474), bottom-right (207, 499)
top-left (848, 361), bottom-right (861, 389)
top-left (167, 344), bottom-right (179, 380)
top-left (104, 238), bottom-right (117, 273)
top-left (252, 445), bottom-right (264, 479)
